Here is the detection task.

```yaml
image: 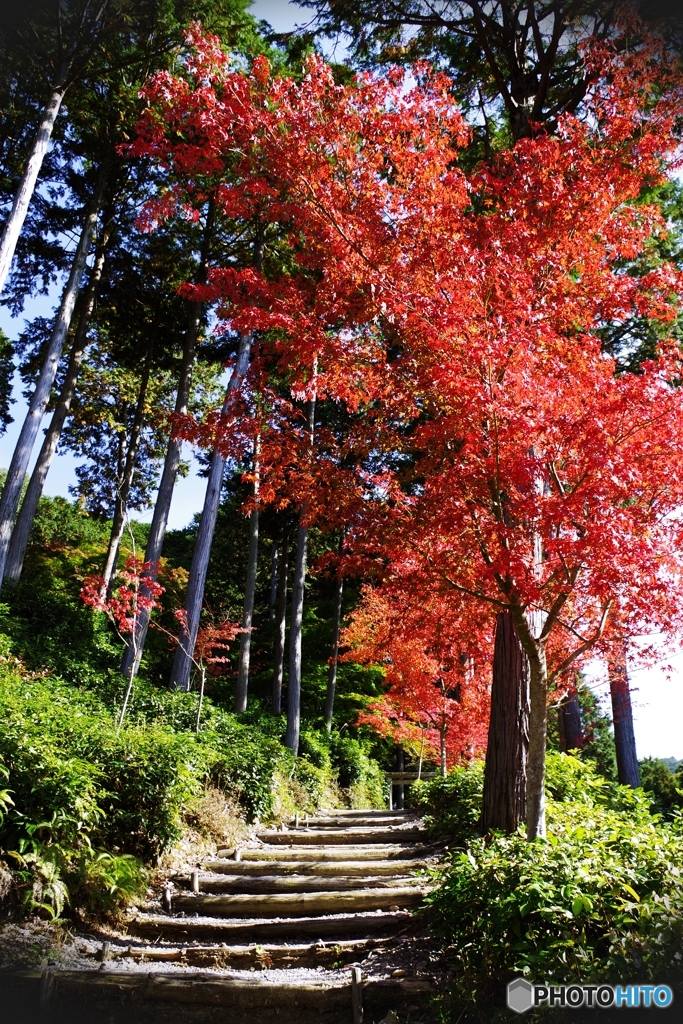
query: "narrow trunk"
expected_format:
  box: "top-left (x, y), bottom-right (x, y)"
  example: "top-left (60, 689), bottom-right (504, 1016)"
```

top-left (235, 436), bottom-right (260, 713)
top-left (440, 721), bottom-right (447, 778)
top-left (101, 355), bottom-right (152, 591)
top-left (169, 331), bottom-right (253, 692)
top-left (481, 612), bottom-right (530, 833)
top-left (121, 201), bottom-right (216, 682)
top-left (558, 677), bottom-right (584, 753)
top-left (324, 572), bottom-right (344, 732)
top-left (608, 650), bottom-right (640, 788)
top-left (284, 519), bottom-right (309, 753)
top-left (0, 85), bottom-right (66, 294)
top-left (395, 747), bottom-right (405, 810)
top-left (0, 167), bottom-right (106, 587)
top-left (268, 544), bottom-right (279, 621)
top-left (525, 648), bottom-right (549, 840)
top-left (284, 384), bottom-right (316, 754)
top-left (272, 530), bottom-right (289, 714)
top-left (4, 232), bottom-right (109, 583)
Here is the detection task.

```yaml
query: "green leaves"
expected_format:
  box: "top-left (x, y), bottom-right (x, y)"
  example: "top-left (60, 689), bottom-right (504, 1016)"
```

top-left (426, 752), bottom-right (683, 1014)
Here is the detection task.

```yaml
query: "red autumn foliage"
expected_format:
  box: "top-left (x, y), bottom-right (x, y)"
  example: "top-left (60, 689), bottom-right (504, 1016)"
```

top-left (81, 556), bottom-right (165, 636)
top-left (130, 24), bottom-right (683, 799)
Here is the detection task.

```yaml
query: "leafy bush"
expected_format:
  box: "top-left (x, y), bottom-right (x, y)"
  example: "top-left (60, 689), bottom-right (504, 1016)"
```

top-left (412, 761), bottom-right (484, 845)
top-left (329, 734), bottom-right (386, 807)
top-left (426, 753), bottom-right (683, 1016)
top-left (639, 757), bottom-right (683, 819)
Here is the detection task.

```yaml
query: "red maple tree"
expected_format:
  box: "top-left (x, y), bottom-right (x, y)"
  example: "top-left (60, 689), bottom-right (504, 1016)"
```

top-left (130, 25), bottom-right (683, 836)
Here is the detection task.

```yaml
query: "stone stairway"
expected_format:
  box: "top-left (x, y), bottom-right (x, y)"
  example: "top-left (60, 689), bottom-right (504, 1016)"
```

top-left (1, 808), bottom-right (444, 1023)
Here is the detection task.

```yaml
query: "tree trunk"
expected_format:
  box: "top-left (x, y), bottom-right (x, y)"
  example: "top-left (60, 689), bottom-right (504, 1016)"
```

top-left (284, 519), bottom-right (309, 753)
top-left (272, 529), bottom-right (289, 714)
top-left (481, 612), bottom-right (530, 834)
top-left (324, 572), bottom-right (344, 732)
top-left (120, 200), bottom-right (216, 682)
top-left (235, 436), bottom-right (260, 713)
top-left (608, 649), bottom-right (640, 788)
top-left (525, 647), bottom-right (549, 840)
top-left (558, 677), bottom-right (584, 753)
top-left (4, 225), bottom-right (110, 584)
top-left (100, 349), bottom-right (152, 591)
top-left (0, 84), bottom-right (66, 295)
top-left (0, 165), bottom-right (106, 587)
top-left (284, 385), bottom-right (316, 754)
top-left (169, 331), bottom-right (253, 692)
top-left (268, 543), bottom-right (279, 621)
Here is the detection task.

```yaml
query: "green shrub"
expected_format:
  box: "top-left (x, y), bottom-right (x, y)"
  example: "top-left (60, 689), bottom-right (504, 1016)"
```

top-left (412, 761), bottom-right (484, 845)
top-left (639, 757), bottom-right (683, 818)
top-left (427, 753), bottom-right (683, 1016)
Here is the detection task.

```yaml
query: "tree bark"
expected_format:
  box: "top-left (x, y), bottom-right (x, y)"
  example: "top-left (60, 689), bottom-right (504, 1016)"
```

top-left (608, 649), bottom-right (640, 788)
top-left (0, 165), bottom-right (107, 587)
top-left (558, 677), bottom-right (584, 753)
top-left (525, 646), bottom-right (549, 840)
top-left (272, 529), bottom-right (289, 714)
top-left (324, 572), bottom-right (344, 732)
top-left (235, 436), bottom-right (260, 713)
top-left (169, 331), bottom-right (253, 692)
top-left (284, 519), bottom-right (309, 753)
top-left (4, 225), bottom-right (109, 583)
top-left (101, 350), bottom-right (153, 591)
top-left (284, 385), bottom-right (316, 754)
top-left (481, 611), bottom-right (530, 834)
top-left (268, 543), bottom-right (279, 621)
top-left (120, 199), bottom-right (216, 682)
top-left (0, 84), bottom-right (66, 295)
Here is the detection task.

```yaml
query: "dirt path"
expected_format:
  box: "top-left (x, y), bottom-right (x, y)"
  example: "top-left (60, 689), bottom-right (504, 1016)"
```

top-left (0, 808), bottom-right (446, 1023)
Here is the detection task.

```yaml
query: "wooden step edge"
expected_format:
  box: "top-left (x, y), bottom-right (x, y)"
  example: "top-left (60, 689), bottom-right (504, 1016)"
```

top-left (126, 909), bottom-right (413, 941)
top-left (217, 844), bottom-right (426, 861)
top-left (172, 874), bottom-right (426, 893)
top-left (201, 858), bottom-right (432, 876)
top-left (0, 969), bottom-right (436, 1010)
top-left (170, 887), bottom-right (426, 918)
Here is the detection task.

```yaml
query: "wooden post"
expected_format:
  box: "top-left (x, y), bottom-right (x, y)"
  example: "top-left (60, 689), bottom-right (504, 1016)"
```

top-left (234, 848), bottom-right (242, 862)
top-left (39, 968), bottom-right (55, 1018)
top-left (191, 868), bottom-right (200, 894)
top-left (351, 966), bottom-right (364, 1024)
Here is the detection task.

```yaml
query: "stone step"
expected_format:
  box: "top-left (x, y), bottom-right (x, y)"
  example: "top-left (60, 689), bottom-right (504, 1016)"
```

top-left (255, 828), bottom-right (425, 846)
top-left (218, 843), bottom-right (425, 861)
top-left (128, 908), bottom-right (412, 943)
top-left (170, 885), bottom-right (424, 918)
top-left (174, 872), bottom-right (425, 894)
top-left (202, 857), bottom-right (431, 877)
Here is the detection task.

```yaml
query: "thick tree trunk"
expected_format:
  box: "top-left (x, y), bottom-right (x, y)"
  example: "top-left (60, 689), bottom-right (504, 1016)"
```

top-left (481, 612), bottom-right (530, 833)
top-left (558, 678), bottom-right (584, 753)
top-left (525, 647), bottom-right (549, 840)
top-left (272, 529), bottom-right (289, 714)
top-left (4, 228), bottom-right (109, 583)
top-left (324, 572), bottom-right (344, 732)
top-left (235, 437), bottom-right (260, 713)
top-left (268, 544), bottom-right (279, 621)
top-left (0, 173), bottom-right (105, 587)
top-left (284, 385), bottom-right (316, 754)
top-left (0, 84), bottom-right (66, 295)
top-left (121, 202), bottom-right (216, 682)
top-left (608, 650), bottom-right (640, 788)
top-left (101, 354), bottom-right (152, 591)
top-left (169, 331), bottom-right (253, 692)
